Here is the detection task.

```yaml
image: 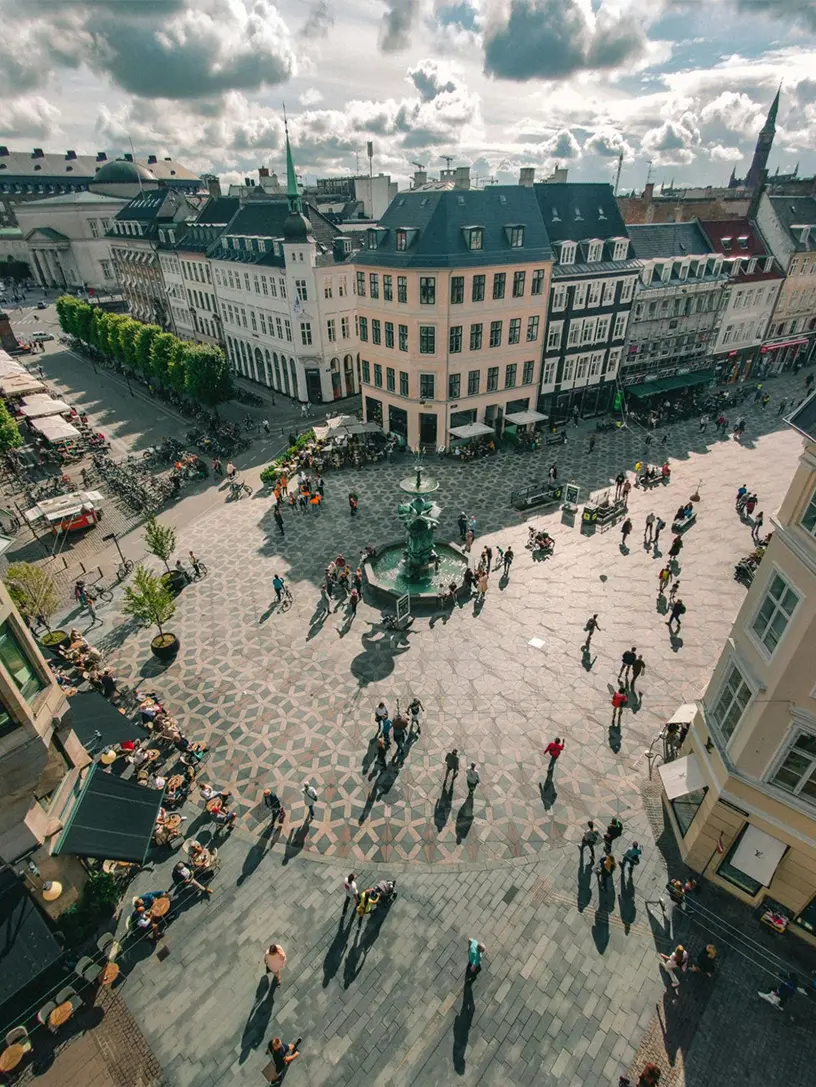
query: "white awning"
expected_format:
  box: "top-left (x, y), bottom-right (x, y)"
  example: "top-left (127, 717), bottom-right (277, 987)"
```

top-left (30, 416), bottom-right (81, 442)
top-left (346, 420), bottom-right (382, 435)
top-left (667, 703), bottom-right (698, 726)
top-left (658, 754), bottom-right (706, 800)
top-left (730, 825), bottom-right (788, 887)
top-left (19, 394), bottom-right (72, 419)
top-left (0, 375), bottom-right (46, 397)
top-left (449, 421), bottom-right (494, 439)
top-left (0, 356), bottom-right (28, 379)
top-left (504, 410), bottom-right (548, 425)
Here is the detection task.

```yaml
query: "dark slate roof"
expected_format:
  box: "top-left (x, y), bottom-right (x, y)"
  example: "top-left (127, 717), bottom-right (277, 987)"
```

top-left (533, 182), bottom-right (628, 246)
top-left (207, 199), bottom-right (344, 267)
top-left (553, 259), bottom-right (640, 280)
top-left (354, 186), bottom-right (553, 270)
top-left (628, 221), bottom-right (713, 260)
top-left (113, 189), bottom-right (174, 222)
top-left (163, 195), bottom-right (242, 252)
top-left (195, 196), bottom-right (241, 225)
top-left (787, 388), bottom-right (816, 442)
top-left (768, 196), bottom-right (816, 252)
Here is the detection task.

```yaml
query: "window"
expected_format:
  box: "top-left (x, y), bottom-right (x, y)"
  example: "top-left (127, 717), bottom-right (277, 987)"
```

top-left (467, 369), bottom-right (480, 395)
top-left (472, 275), bottom-right (485, 302)
top-left (369, 273), bottom-right (379, 299)
top-left (89, 218), bottom-right (99, 238)
top-left (587, 241), bottom-right (602, 263)
top-left (383, 275), bottom-right (393, 302)
top-left (552, 284), bottom-right (567, 311)
top-left (327, 318), bottom-right (336, 342)
top-left (567, 322), bottom-right (581, 348)
top-left (613, 312), bottom-right (628, 340)
top-left (710, 662), bottom-right (752, 742)
top-left (450, 276), bottom-right (464, 304)
top-left (356, 271), bottom-right (366, 296)
top-left (613, 239), bottom-right (629, 261)
top-left (0, 622), bottom-right (44, 712)
top-left (522, 360), bottom-right (534, 385)
top-left (253, 275), bottom-right (260, 294)
top-left (751, 573), bottom-right (799, 656)
top-left (587, 281), bottom-right (602, 307)
top-left (526, 316), bottom-right (540, 343)
top-left (250, 311), bottom-right (257, 331)
top-left (562, 357), bottom-right (575, 382)
top-left (620, 278), bottom-right (635, 303)
top-left (373, 363), bottom-right (383, 388)
top-left (400, 371), bottom-right (409, 396)
top-left (486, 366), bottom-right (499, 391)
top-left (449, 373), bottom-right (461, 399)
top-left (419, 374), bottom-right (435, 399)
top-left (399, 325), bottom-right (408, 351)
top-left (547, 321), bottom-right (563, 350)
top-left (359, 317), bottom-right (368, 342)
top-left (387, 367), bottom-right (395, 392)
top-left (419, 326), bottom-right (435, 354)
top-left (489, 320), bottom-right (502, 347)
top-left (420, 277), bottom-right (436, 304)
top-left (467, 227), bottom-right (483, 250)
top-left (276, 317), bottom-right (284, 338)
top-left (512, 271), bottom-right (526, 297)
top-left (385, 321), bottom-right (394, 349)
top-left (492, 273), bottom-right (506, 300)
top-left (279, 279), bottom-right (287, 299)
top-left (362, 359), bottom-right (370, 383)
top-left (531, 269), bottom-right (545, 295)
top-left (772, 732), bottom-right (816, 805)
top-left (100, 260), bottom-right (113, 280)
top-left (504, 363), bottom-right (517, 388)
top-left (340, 316), bottom-right (349, 339)
top-left (372, 319), bottom-right (381, 345)
top-left (339, 276), bottom-right (347, 297)
top-left (259, 313), bottom-right (267, 335)
top-left (450, 325), bottom-right (463, 353)
top-left (244, 273), bottom-right (251, 291)
top-left (508, 318), bottom-right (521, 344)
top-left (323, 279), bottom-right (332, 299)
top-left (509, 226), bottom-right (524, 248)
top-left (581, 317), bottom-right (596, 344)
top-left (470, 323), bottom-right (483, 350)
top-left (397, 276), bottom-right (407, 303)
top-left (576, 354), bottom-right (589, 380)
top-left (542, 359), bottom-right (556, 384)
top-left (301, 322), bottom-right (312, 346)
top-left (595, 316), bottom-right (610, 342)
top-left (561, 242), bottom-right (576, 265)
top-left (801, 488), bottom-right (816, 534)
top-left (589, 351), bottom-right (604, 377)
top-left (573, 282), bottom-right (588, 309)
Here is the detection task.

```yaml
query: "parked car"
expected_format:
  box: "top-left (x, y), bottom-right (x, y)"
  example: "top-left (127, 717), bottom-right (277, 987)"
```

top-left (37, 300), bottom-right (47, 310)
top-left (30, 331), bottom-right (55, 342)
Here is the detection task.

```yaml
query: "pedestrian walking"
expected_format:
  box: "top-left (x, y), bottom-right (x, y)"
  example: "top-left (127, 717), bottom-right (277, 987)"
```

top-left (691, 944), bottom-right (717, 976)
top-left (484, 545), bottom-right (493, 571)
top-left (342, 873), bottom-right (359, 917)
top-left (548, 463), bottom-right (558, 483)
top-left (658, 945), bottom-right (688, 991)
top-left (407, 696), bottom-right (423, 734)
top-left (667, 598), bottom-right (686, 630)
top-left (588, 433), bottom-right (596, 453)
top-left (392, 713), bottom-right (407, 760)
top-left (502, 546), bottom-right (514, 576)
top-left (653, 516), bottom-right (666, 548)
top-left (580, 820), bottom-right (600, 862)
top-left (630, 654), bottom-right (646, 693)
top-left (262, 419), bottom-right (270, 434)
top-left (644, 511), bottom-right (655, 545)
top-left (619, 646), bottom-right (637, 683)
top-left (777, 398), bottom-right (787, 416)
top-left (761, 393), bottom-right (770, 409)
top-left (302, 781), bottom-right (318, 820)
top-left (603, 817), bottom-right (623, 852)
top-left (476, 571), bottom-right (488, 600)
top-left (754, 383), bottom-right (763, 403)
top-left (668, 534), bottom-right (683, 559)
top-left (457, 511), bottom-right (467, 540)
top-left (597, 853), bottom-right (616, 886)
top-left (443, 748), bottom-right (460, 788)
top-left (349, 588), bottom-right (360, 615)
top-left (614, 471), bottom-right (625, 500)
top-left (620, 841), bottom-right (642, 876)
top-left (466, 762), bottom-right (480, 795)
top-left (583, 613), bottom-right (600, 648)
top-left (752, 510), bottom-right (764, 541)
top-left (735, 484), bottom-right (748, 509)
top-left (348, 492), bottom-right (358, 516)
top-left (699, 413), bottom-right (708, 432)
top-left (375, 733), bottom-right (388, 770)
top-left (464, 528), bottom-right (474, 553)
top-left (374, 701), bottom-right (389, 733)
top-left (611, 685), bottom-right (628, 726)
top-left (658, 566), bottom-right (672, 596)
top-left (544, 737), bottom-right (564, 776)
top-left (466, 938), bottom-right (485, 981)
top-left (316, 475), bottom-right (325, 497)
top-left (264, 942), bottom-right (287, 985)
top-left (272, 574), bottom-right (285, 602)
top-left (264, 1037), bottom-right (301, 1084)
top-left (263, 789), bottom-right (285, 826)
top-left (86, 595), bottom-right (100, 625)
top-left (620, 517), bottom-right (633, 547)
top-left (745, 493), bottom-right (757, 516)
top-left (622, 478), bottom-right (632, 504)
top-left (669, 579), bottom-right (680, 603)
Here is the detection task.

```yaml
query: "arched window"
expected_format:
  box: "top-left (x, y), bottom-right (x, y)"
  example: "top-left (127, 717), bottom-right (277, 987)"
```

top-left (289, 357), bottom-right (298, 400)
top-left (264, 349), bottom-right (272, 387)
top-left (239, 340), bottom-right (249, 376)
top-left (253, 346), bottom-right (263, 383)
top-left (281, 353), bottom-right (290, 396)
top-left (273, 351), bottom-right (282, 391)
top-left (331, 357), bottom-right (339, 371)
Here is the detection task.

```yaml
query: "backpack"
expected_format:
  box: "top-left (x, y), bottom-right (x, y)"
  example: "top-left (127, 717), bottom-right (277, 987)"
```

top-left (677, 603), bottom-right (687, 614)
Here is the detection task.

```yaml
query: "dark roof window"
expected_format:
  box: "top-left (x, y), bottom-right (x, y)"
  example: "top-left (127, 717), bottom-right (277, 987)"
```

top-left (464, 226), bottom-right (483, 251)
top-left (721, 236), bottom-right (732, 250)
top-left (738, 235), bottom-right (749, 249)
top-left (506, 225), bottom-right (524, 248)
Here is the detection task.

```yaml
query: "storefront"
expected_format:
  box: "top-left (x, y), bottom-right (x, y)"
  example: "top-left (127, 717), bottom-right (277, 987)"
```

top-left (757, 336), bottom-right (813, 375)
top-left (623, 368), bottom-right (716, 402)
top-left (713, 347), bottom-right (761, 384)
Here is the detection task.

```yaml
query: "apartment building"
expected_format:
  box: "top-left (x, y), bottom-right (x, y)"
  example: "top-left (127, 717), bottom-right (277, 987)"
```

top-left (623, 222), bottom-right (727, 395)
top-left (699, 218), bottom-right (783, 383)
top-left (660, 393), bottom-right (816, 938)
top-left (754, 194), bottom-right (816, 370)
top-left (533, 182), bottom-right (639, 422)
top-left (353, 178), bottom-right (553, 447)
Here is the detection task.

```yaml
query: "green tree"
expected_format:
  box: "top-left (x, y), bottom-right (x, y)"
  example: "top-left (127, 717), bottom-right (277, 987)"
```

top-left (74, 301), bottom-right (94, 344)
top-left (89, 308), bottom-right (112, 355)
top-left (149, 332), bottom-right (177, 386)
top-left (116, 317), bottom-right (140, 369)
top-left (184, 344), bottom-right (234, 408)
top-left (0, 401), bottom-right (23, 454)
top-left (166, 340), bottom-right (188, 395)
top-left (55, 296), bottom-right (75, 336)
top-left (122, 565), bottom-right (176, 636)
top-left (4, 563), bottom-right (59, 629)
top-left (134, 324), bottom-right (160, 376)
top-left (144, 516), bottom-right (176, 571)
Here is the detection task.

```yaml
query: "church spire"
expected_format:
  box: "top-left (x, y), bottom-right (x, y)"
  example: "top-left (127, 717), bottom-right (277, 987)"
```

top-left (746, 85), bottom-right (780, 193)
top-left (764, 84), bottom-right (781, 133)
top-left (283, 106), bottom-right (301, 214)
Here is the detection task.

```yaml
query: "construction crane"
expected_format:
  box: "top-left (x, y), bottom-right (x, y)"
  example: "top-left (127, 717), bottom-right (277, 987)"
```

top-left (441, 155), bottom-right (453, 170)
top-left (613, 148), bottom-right (624, 196)
top-left (411, 161), bottom-right (426, 171)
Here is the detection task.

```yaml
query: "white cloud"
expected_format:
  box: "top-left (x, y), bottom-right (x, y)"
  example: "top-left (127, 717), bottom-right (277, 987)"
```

top-left (0, 96), bottom-right (62, 140)
top-left (300, 88), bottom-right (324, 106)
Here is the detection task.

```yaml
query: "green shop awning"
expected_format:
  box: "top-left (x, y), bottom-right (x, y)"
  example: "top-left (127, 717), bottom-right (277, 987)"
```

top-left (55, 763), bottom-right (163, 864)
top-left (625, 369), bottom-right (716, 399)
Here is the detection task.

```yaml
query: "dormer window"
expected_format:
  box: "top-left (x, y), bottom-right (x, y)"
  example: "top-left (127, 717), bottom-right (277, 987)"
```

top-left (738, 235), bottom-right (749, 250)
top-left (158, 230), bottom-right (166, 243)
top-left (560, 241), bottom-right (576, 265)
top-left (221, 237), bottom-right (229, 250)
top-left (508, 226), bottom-right (524, 248)
top-left (468, 227), bottom-right (484, 251)
top-left (730, 259), bottom-right (741, 277)
top-left (747, 257), bottom-right (756, 273)
top-left (396, 229), bottom-right (407, 251)
top-left (764, 256), bottom-right (774, 272)
top-left (679, 262), bottom-right (689, 281)
top-left (720, 236), bottom-right (732, 251)
top-left (258, 239), bottom-right (266, 252)
top-left (712, 258), bottom-right (723, 277)
top-left (612, 238), bottom-right (628, 261)
top-left (587, 240), bottom-right (603, 263)
top-left (367, 229), bottom-right (378, 249)
top-left (232, 237), bottom-right (240, 249)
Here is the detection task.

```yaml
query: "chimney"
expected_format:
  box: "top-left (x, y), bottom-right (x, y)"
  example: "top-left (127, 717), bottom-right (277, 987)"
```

top-left (259, 167), bottom-right (269, 179)
top-left (147, 154), bottom-right (157, 164)
top-left (65, 150), bottom-right (77, 160)
top-left (32, 148), bottom-right (44, 158)
top-left (244, 177), bottom-right (251, 187)
top-left (454, 166), bottom-right (470, 190)
top-left (413, 169), bottom-right (427, 189)
top-left (643, 182), bottom-right (654, 203)
top-left (519, 167), bottom-right (535, 187)
top-left (207, 176), bottom-right (222, 199)
top-left (552, 167), bottom-right (568, 183)
top-left (96, 152), bottom-right (107, 161)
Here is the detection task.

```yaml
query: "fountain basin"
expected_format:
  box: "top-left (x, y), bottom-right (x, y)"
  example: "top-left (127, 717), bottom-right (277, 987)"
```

top-left (365, 541), bottom-right (469, 606)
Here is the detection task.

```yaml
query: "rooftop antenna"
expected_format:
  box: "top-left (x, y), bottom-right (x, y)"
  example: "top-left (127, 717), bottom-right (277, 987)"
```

top-left (367, 141), bottom-right (373, 181)
top-left (613, 148), bottom-right (623, 196)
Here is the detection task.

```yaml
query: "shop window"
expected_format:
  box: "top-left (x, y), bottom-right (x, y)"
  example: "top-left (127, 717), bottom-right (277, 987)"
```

top-left (670, 787), bottom-right (707, 837)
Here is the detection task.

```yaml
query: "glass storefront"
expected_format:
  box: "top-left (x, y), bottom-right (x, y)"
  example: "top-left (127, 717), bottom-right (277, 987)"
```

top-left (419, 413), bottom-right (438, 448)
top-left (0, 621), bottom-right (45, 738)
top-left (388, 405), bottom-right (408, 438)
top-left (365, 397), bottom-right (383, 426)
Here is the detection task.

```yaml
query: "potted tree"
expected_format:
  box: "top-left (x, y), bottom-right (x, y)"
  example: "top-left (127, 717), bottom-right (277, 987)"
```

top-left (143, 517), bottom-right (185, 596)
top-left (122, 565), bottom-right (179, 660)
top-left (4, 563), bottom-right (67, 650)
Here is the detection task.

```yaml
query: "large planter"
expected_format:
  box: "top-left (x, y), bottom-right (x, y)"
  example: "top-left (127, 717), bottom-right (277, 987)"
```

top-left (150, 633), bottom-right (179, 661)
top-left (161, 569), bottom-right (187, 596)
top-left (39, 629), bottom-right (69, 652)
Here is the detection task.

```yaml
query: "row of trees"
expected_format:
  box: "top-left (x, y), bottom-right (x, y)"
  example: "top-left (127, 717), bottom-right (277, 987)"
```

top-left (55, 296), bottom-right (234, 409)
top-left (0, 400), bottom-right (23, 455)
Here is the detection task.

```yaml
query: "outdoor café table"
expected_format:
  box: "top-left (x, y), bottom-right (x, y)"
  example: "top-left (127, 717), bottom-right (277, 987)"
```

top-left (151, 896), bottom-right (171, 918)
top-left (0, 1044), bottom-right (24, 1072)
top-left (167, 774), bottom-right (184, 792)
top-left (206, 798), bottom-right (223, 813)
top-left (160, 814), bottom-right (182, 834)
top-left (49, 1002), bottom-right (73, 1029)
top-left (100, 962), bottom-right (120, 986)
top-left (191, 847), bottom-right (212, 869)
top-left (144, 749), bottom-right (160, 764)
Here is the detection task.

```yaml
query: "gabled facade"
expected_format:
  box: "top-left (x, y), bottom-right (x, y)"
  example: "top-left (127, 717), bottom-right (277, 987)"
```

top-left (533, 182), bottom-right (639, 422)
top-left (353, 178), bottom-right (554, 447)
top-left (623, 221), bottom-right (727, 390)
top-left (755, 193), bottom-right (816, 370)
top-left (699, 218), bottom-right (784, 383)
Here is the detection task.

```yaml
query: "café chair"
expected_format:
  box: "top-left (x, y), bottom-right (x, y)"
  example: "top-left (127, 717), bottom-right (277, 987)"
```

top-left (55, 986), bottom-right (83, 1015)
top-left (74, 956), bottom-right (103, 983)
top-left (5, 1026), bottom-right (31, 1053)
top-left (97, 932), bottom-right (120, 960)
top-left (36, 1001), bottom-right (57, 1031)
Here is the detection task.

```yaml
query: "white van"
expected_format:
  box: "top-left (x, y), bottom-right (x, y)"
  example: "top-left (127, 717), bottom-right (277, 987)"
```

top-left (30, 331), bottom-right (55, 343)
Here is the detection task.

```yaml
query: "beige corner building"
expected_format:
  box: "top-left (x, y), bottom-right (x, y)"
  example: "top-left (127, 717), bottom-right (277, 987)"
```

top-left (661, 393), bottom-right (816, 940)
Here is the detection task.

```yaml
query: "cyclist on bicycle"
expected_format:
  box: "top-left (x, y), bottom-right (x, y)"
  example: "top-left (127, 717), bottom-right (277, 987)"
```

top-left (226, 461), bottom-right (236, 481)
top-left (189, 550), bottom-right (203, 578)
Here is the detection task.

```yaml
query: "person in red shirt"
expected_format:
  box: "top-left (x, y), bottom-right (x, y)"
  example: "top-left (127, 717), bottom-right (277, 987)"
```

top-left (612, 685), bottom-right (628, 726)
top-left (544, 737), bottom-right (565, 777)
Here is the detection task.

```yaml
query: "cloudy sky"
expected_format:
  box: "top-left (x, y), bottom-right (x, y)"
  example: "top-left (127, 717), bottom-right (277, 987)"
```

top-left (1, 0), bottom-right (815, 192)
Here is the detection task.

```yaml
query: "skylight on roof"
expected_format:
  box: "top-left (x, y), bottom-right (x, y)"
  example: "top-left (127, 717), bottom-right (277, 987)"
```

top-left (499, 195), bottom-right (507, 205)
top-left (457, 196), bottom-right (465, 206)
top-left (398, 198), bottom-right (405, 206)
top-left (551, 208), bottom-right (561, 222)
top-left (574, 208), bottom-right (582, 220)
top-left (420, 198), bottom-right (428, 206)
top-left (598, 207), bottom-right (606, 220)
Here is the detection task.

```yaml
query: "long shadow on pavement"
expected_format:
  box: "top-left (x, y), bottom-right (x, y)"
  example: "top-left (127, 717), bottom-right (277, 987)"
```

top-left (452, 982), bottom-right (475, 1075)
top-left (239, 976), bottom-right (276, 1064)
